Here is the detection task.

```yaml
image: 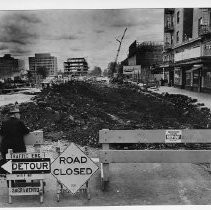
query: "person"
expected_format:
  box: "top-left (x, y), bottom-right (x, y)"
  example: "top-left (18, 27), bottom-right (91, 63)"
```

top-left (0, 105), bottom-right (29, 163)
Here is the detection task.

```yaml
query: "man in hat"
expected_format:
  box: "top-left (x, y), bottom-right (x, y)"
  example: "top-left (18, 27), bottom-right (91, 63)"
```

top-left (0, 105), bottom-right (29, 162)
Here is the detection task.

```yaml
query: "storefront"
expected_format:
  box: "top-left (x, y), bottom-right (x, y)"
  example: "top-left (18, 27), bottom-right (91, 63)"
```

top-left (174, 67), bottom-right (183, 87)
top-left (183, 65), bottom-right (202, 91)
top-left (202, 65), bottom-right (211, 92)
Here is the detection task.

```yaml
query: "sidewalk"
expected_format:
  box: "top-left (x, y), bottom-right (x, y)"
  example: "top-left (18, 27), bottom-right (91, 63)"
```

top-left (150, 86), bottom-right (211, 110)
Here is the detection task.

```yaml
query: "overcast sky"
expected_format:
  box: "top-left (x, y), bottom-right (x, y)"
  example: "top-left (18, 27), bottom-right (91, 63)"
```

top-left (0, 9), bottom-right (163, 71)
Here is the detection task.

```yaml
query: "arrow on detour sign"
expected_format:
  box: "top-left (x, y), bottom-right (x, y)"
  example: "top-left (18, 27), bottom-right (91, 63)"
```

top-left (1, 143), bottom-right (99, 194)
top-left (1, 158), bottom-right (51, 174)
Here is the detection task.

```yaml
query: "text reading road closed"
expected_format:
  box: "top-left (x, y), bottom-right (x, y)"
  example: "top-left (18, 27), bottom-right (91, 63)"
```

top-left (52, 156), bottom-right (93, 176)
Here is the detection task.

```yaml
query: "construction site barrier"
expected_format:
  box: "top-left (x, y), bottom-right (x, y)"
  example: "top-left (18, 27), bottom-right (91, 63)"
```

top-left (99, 129), bottom-right (211, 190)
top-left (55, 145), bottom-right (91, 201)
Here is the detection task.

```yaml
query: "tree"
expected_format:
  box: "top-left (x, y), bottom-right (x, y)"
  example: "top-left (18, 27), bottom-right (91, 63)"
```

top-left (26, 71), bottom-right (34, 83)
top-left (89, 66), bottom-right (102, 77)
top-left (36, 66), bottom-right (48, 78)
top-left (107, 62), bottom-right (118, 78)
top-left (103, 69), bottom-right (108, 77)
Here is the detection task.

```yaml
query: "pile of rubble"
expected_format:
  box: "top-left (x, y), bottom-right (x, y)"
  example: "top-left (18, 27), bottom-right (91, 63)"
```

top-left (1, 81), bottom-right (211, 149)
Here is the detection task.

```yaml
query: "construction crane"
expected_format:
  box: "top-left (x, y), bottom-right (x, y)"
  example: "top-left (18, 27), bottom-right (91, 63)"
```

top-left (111, 28), bottom-right (127, 83)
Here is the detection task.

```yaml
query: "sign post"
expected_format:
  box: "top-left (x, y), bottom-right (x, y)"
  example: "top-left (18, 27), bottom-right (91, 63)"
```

top-left (51, 143), bottom-right (99, 201)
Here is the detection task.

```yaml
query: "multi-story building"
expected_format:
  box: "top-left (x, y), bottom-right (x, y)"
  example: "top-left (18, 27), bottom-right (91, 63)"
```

top-left (64, 57), bottom-right (88, 76)
top-left (123, 40), bottom-right (163, 82)
top-left (28, 53), bottom-right (58, 79)
top-left (0, 54), bottom-right (25, 80)
top-left (162, 8), bottom-right (211, 92)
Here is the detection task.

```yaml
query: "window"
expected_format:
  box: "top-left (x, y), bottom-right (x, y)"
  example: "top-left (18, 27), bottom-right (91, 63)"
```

top-left (171, 34), bottom-right (174, 44)
top-left (176, 31), bottom-right (179, 42)
top-left (177, 11), bottom-right (180, 23)
top-left (199, 17), bottom-right (203, 26)
top-left (210, 13), bottom-right (211, 26)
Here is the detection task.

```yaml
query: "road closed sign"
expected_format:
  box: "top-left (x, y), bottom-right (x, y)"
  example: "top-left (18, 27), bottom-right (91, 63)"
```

top-left (51, 143), bottom-right (99, 194)
top-left (165, 130), bottom-right (182, 143)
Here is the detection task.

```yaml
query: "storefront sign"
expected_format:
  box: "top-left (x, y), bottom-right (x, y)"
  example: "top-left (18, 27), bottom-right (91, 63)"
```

top-left (175, 47), bottom-right (201, 62)
top-left (123, 65), bottom-right (141, 75)
top-left (203, 43), bottom-right (211, 56)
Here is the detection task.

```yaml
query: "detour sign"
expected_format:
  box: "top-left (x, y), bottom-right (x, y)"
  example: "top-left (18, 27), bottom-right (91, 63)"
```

top-left (51, 143), bottom-right (99, 194)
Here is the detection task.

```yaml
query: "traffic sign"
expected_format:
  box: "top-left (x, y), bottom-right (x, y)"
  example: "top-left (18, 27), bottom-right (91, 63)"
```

top-left (1, 158), bottom-right (51, 174)
top-left (51, 143), bottom-right (99, 194)
top-left (165, 130), bottom-right (182, 143)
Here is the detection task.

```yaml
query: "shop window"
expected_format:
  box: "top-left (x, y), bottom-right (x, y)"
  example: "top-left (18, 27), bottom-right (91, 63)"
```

top-left (192, 70), bottom-right (199, 85)
top-left (174, 68), bottom-right (182, 85)
top-left (186, 72), bottom-right (191, 86)
top-left (204, 71), bottom-right (211, 88)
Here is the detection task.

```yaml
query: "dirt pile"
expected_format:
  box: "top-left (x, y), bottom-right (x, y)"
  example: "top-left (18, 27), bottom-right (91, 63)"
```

top-left (1, 81), bottom-right (211, 149)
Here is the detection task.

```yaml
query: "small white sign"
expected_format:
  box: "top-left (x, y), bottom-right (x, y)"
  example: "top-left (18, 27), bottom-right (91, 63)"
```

top-left (51, 143), bottom-right (99, 194)
top-left (165, 130), bottom-right (182, 143)
top-left (6, 152), bottom-right (45, 160)
top-left (9, 187), bottom-right (40, 195)
top-left (7, 174), bottom-right (44, 180)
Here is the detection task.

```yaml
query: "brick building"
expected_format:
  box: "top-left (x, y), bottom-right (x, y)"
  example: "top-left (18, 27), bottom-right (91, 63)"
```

top-left (123, 40), bottom-right (163, 82)
top-left (162, 8), bottom-right (211, 92)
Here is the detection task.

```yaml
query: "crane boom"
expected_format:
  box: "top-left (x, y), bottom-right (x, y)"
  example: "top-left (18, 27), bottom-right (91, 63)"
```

top-left (114, 27), bottom-right (127, 64)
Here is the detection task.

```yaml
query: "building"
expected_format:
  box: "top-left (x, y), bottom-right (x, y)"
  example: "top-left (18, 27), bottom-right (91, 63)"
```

top-left (28, 53), bottom-right (58, 79)
top-left (162, 8), bottom-right (211, 92)
top-left (64, 57), bottom-right (88, 77)
top-left (0, 54), bottom-right (25, 80)
top-left (122, 40), bottom-right (163, 82)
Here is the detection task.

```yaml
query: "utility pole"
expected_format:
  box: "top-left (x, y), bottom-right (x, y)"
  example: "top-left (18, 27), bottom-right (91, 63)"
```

top-left (113, 28), bottom-right (127, 77)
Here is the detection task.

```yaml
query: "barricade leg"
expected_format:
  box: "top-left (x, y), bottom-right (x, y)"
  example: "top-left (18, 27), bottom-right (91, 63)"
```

top-left (86, 181), bottom-right (90, 200)
top-left (8, 180), bottom-right (12, 204)
top-left (101, 163), bottom-right (109, 190)
top-left (56, 181), bottom-right (61, 202)
top-left (40, 180), bottom-right (44, 203)
top-left (101, 143), bottom-right (110, 190)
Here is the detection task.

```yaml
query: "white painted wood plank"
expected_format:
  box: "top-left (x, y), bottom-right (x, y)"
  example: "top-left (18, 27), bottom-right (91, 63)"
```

top-left (99, 129), bottom-right (211, 143)
top-left (99, 150), bottom-right (211, 163)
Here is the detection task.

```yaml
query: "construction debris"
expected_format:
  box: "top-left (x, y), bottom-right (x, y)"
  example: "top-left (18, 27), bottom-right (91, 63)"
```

top-left (1, 81), bottom-right (211, 149)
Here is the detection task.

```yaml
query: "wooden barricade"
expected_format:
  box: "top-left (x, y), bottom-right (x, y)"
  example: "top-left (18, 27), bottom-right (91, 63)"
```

top-left (55, 145), bottom-right (91, 201)
top-left (2, 130), bottom-right (47, 204)
top-left (99, 129), bottom-right (211, 190)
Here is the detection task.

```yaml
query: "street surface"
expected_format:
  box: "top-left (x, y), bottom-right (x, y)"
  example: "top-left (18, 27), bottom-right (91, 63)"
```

top-left (151, 86), bottom-right (211, 110)
top-left (1, 83), bottom-right (211, 206)
top-left (0, 161), bottom-right (211, 206)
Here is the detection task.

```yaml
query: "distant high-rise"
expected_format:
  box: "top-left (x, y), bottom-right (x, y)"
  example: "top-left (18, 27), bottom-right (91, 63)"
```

top-left (64, 57), bottom-right (88, 76)
top-left (28, 53), bottom-right (58, 78)
top-left (0, 54), bottom-right (25, 80)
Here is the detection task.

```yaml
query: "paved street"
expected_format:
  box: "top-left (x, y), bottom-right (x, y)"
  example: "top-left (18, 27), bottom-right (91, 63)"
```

top-left (151, 86), bottom-right (211, 110)
top-left (0, 162), bottom-right (211, 206)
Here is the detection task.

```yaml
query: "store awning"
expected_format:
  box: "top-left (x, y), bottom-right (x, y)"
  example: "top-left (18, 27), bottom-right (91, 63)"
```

top-left (186, 65), bottom-right (203, 73)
